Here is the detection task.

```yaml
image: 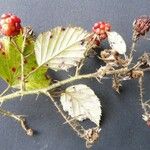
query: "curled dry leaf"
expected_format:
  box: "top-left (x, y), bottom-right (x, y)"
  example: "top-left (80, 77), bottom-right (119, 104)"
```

top-left (107, 31), bottom-right (126, 55)
top-left (60, 84), bottom-right (102, 126)
top-left (34, 27), bottom-right (90, 71)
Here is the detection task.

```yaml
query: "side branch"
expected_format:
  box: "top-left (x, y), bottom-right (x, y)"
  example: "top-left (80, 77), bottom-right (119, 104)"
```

top-left (0, 108), bottom-right (33, 136)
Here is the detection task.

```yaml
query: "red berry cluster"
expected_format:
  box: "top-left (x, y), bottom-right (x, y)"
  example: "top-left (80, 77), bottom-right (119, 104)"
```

top-left (91, 21), bottom-right (111, 46)
top-left (92, 21), bottom-right (111, 40)
top-left (0, 13), bottom-right (22, 36)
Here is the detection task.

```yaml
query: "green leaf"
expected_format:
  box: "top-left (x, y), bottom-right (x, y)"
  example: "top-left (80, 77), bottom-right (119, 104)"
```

top-left (0, 36), bottom-right (21, 85)
top-left (24, 53), bottom-right (51, 90)
top-left (0, 33), bottom-right (52, 90)
top-left (34, 27), bottom-right (90, 71)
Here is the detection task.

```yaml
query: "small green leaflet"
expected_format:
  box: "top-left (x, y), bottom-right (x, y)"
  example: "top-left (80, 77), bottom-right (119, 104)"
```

top-left (34, 27), bottom-right (90, 71)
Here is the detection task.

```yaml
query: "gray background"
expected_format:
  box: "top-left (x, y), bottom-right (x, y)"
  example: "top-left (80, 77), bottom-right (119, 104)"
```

top-left (0, 0), bottom-right (150, 150)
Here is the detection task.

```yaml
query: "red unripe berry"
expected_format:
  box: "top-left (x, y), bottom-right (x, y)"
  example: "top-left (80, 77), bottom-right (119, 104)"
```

top-left (92, 21), bottom-right (111, 46)
top-left (0, 13), bottom-right (22, 36)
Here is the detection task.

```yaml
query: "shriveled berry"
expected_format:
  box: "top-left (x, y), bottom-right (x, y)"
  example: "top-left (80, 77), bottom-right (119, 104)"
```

top-left (0, 13), bottom-right (22, 36)
top-left (133, 16), bottom-right (150, 37)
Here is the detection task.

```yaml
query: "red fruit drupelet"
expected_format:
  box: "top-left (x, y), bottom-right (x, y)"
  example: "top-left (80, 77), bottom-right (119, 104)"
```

top-left (0, 13), bottom-right (22, 36)
top-left (92, 21), bottom-right (111, 46)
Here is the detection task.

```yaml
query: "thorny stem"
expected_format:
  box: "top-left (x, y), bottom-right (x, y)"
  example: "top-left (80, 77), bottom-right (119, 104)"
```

top-left (138, 77), bottom-right (147, 114)
top-left (46, 92), bottom-right (100, 148)
top-left (129, 32), bottom-right (138, 58)
top-left (0, 72), bottom-right (96, 103)
top-left (75, 58), bottom-right (86, 76)
top-left (0, 108), bottom-right (33, 136)
top-left (0, 59), bottom-right (145, 141)
top-left (45, 92), bottom-right (87, 140)
top-left (0, 64), bottom-right (143, 104)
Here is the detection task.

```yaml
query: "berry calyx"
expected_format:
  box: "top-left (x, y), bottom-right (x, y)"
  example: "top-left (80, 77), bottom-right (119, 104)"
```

top-left (92, 21), bottom-right (111, 46)
top-left (0, 13), bottom-right (22, 36)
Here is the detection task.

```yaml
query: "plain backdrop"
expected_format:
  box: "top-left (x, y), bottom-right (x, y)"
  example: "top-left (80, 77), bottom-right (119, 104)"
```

top-left (0, 0), bottom-right (150, 150)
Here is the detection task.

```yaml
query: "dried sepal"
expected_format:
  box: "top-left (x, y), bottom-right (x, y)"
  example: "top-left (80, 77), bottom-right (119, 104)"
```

top-left (139, 52), bottom-right (150, 67)
top-left (130, 70), bottom-right (144, 79)
top-left (100, 49), bottom-right (131, 67)
top-left (96, 65), bottom-right (112, 81)
top-left (112, 75), bottom-right (122, 93)
top-left (84, 127), bottom-right (101, 148)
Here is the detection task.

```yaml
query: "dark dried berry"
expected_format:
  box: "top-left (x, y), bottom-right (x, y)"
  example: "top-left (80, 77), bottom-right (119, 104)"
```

top-left (133, 16), bottom-right (150, 37)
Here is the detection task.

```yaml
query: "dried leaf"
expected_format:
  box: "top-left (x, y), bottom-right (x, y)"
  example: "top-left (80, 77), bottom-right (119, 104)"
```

top-left (34, 27), bottom-right (89, 71)
top-left (107, 31), bottom-right (126, 55)
top-left (60, 84), bottom-right (102, 126)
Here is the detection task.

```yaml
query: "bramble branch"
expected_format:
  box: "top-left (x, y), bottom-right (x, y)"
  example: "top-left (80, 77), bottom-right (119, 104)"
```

top-left (0, 62), bottom-right (143, 104)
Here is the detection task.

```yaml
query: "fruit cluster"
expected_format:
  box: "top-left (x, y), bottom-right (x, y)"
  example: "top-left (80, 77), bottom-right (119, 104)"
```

top-left (92, 21), bottom-right (111, 45)
top-left (0, 13), bottom-right (22, 36)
